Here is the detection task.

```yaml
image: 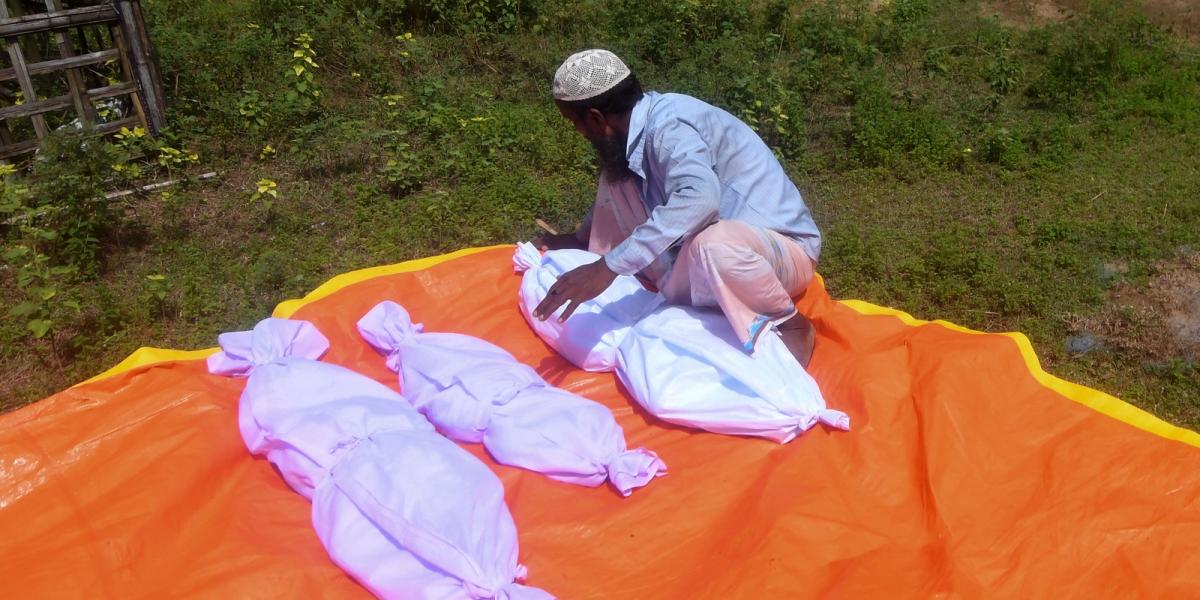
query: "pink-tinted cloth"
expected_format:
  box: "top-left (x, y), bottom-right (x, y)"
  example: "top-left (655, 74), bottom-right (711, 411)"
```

top-left (662, 220), bottom-right (815, 350)
top-left (358, 301), bottom-right (666, 496)
top-left (208, 318), bottom-right (551, 600)
top-left (586, 177), bottom-right (672, 285)
top-left (587, 178), bottom-right (815, 350)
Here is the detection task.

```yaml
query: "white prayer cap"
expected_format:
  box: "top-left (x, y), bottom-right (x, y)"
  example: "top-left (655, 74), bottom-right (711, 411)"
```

top-left (553, 49), bottom-right (631, 102)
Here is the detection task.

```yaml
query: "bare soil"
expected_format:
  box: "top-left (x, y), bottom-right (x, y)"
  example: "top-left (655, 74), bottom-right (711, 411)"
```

top-left (981, 0), bottom-right (1200, 40)
top-left (1069, 252), bottom-right (1200, 360)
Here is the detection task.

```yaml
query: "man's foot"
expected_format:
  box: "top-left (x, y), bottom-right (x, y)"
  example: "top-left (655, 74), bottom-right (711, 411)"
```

top-left (777, 313), bottom-right (815, 368)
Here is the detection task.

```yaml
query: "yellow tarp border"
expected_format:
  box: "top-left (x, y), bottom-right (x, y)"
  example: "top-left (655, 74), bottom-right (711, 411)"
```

top-left (76, 246), bottom-right (504, 386)
top-left (74, 245), bottom-right (1200, 449)
top-left (840, 300), bottom-right (1200, 448)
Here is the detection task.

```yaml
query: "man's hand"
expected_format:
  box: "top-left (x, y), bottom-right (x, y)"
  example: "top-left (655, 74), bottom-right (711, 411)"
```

top-left (532, 232), bottom-right (587, 252)
top-left (533, 258), bottom-right (619, 322)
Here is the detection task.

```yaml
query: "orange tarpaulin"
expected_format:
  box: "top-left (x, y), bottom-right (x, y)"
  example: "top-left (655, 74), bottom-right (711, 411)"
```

top-left (2, 246), bottom-right (1198, 598)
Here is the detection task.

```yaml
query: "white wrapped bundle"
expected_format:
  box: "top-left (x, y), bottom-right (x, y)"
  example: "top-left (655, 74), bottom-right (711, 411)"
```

top-left (512, 242), bottom-right (662, 372)
top-left (616, 306), bottom-right (850, 444)
top-left (209, 318), bottom-right (552, 599)
top-left (359, 301), bottom-right (665, 496)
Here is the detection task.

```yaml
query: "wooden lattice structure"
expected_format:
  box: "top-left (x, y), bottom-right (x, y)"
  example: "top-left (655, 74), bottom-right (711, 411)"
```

top-left (0, 0), bottom-right (165, 160)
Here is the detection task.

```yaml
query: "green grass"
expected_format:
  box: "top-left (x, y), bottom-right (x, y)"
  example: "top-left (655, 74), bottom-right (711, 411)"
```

top-left (2, 0), bottom-right (1198, 427)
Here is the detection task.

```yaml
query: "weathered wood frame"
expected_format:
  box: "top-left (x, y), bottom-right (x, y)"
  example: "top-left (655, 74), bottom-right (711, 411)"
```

top-left (0, 1), bottom-right (166, 160)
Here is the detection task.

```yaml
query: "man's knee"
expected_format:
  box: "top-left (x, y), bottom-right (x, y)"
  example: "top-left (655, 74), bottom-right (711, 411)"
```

top-left (686, 220), bottom-right (748, 260)
top-left (692, 220), bottom-right (747, 246)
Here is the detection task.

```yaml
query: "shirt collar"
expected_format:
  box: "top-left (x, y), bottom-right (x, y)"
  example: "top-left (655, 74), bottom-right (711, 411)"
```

top-left (624, 91), bottom-right (657, 179)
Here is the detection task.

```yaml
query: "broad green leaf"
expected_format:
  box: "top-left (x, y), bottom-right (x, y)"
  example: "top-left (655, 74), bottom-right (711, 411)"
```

top-left (28, 319), bottom-right (52, 338)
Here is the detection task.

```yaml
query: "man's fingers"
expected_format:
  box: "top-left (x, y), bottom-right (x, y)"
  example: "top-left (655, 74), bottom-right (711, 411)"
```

top-left (533, 265), bottom-right (591, 320)
top-left (534, 295), bottom-right (559, 320)
top-left (533, 291), bottom-right (551, 319)
top-left (558, 299), bottom-right (582, 323)
top-left (535, 281), bottom-right (570, 320)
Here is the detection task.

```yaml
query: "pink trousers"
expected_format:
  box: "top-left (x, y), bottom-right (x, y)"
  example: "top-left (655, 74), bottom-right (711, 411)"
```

top-left (588, 178), bottom-right (815, 351)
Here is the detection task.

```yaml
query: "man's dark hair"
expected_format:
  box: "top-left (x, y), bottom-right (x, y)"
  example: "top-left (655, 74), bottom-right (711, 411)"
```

top-left (558, 73), bottom-right (644, 119)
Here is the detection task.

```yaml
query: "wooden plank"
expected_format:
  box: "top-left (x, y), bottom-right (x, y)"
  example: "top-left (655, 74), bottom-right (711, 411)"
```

top-left (114, 1), bottom-right (164, 133)
top-left (106, 172), bottom-right (218, 200)
top-left (0, 111), bottom-right (141, 161)
top-left (46, 0), bottom-right (97, 129)
top-left (0, 5), bottom-right (117, 39)
top-left (107, 23), bottom-right (147, 134)
top-left (87, 81), bottom-right (137, 101)
top-left (0, 80), bottom-right (137, 120)
top-left (0, 48), bottom-right (120, 83)
top-left (0, 138), bottom-right (41, 160)
top-left (93, 115), bottom-right (140, 135)
top-left (126, 0), bottom-right (165, 122)
top-left (0, 93), bottom-right (71, 120)
top-left (0, 4), bottom-right (49, 140)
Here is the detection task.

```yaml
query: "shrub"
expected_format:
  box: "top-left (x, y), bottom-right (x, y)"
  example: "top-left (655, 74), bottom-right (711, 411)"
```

top-left (849, 76), bottom-right (958, 170)
top-left (16, 132), bottom-right (121, 274)
top-left (1025, 1), bottom-right (1174, 110)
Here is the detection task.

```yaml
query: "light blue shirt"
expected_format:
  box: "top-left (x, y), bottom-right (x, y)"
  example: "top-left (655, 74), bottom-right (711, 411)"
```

top-left (602, 92), bottom-right (822, 277)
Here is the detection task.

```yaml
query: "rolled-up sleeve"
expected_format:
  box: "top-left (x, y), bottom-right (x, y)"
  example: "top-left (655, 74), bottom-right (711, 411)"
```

top-left (604, 119), bottom-right (721, 275)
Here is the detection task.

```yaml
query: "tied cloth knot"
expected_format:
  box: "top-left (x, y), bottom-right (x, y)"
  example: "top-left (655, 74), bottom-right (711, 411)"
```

top-left (207, 318), bottom-right (330, 376)
top-left (463, 565), bottom-right (537, 599)
top-left (463, 564), bottom-right (556, 597)
top-left (357, 301), bottom-right (426, 369)
top-left (512, 242), bottom-right (543, 273)
top-left (605, 448), bottom-right (668, 497)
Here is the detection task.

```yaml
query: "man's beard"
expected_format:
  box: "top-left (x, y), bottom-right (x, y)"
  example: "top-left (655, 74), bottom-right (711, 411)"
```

top-left (592, 132), bottom-right (635, 182)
